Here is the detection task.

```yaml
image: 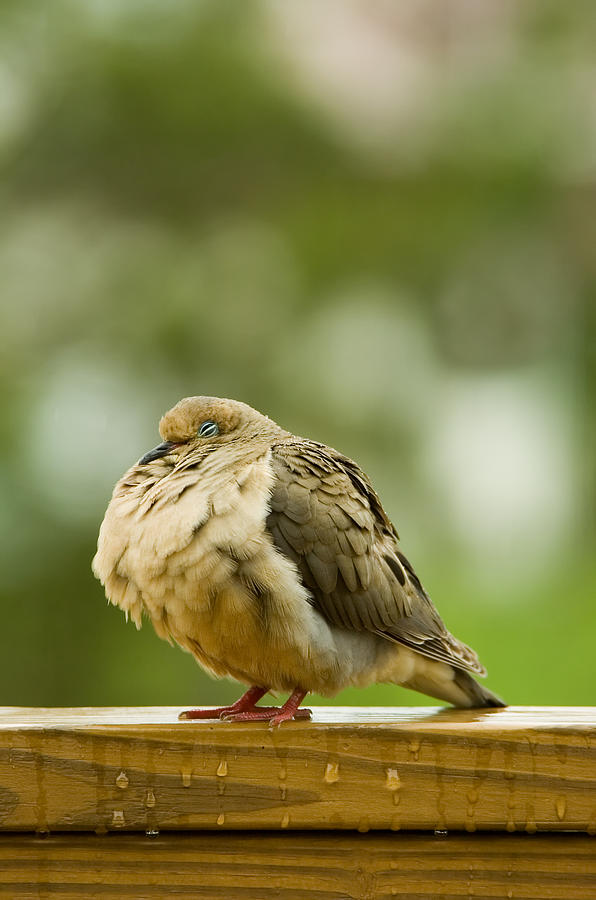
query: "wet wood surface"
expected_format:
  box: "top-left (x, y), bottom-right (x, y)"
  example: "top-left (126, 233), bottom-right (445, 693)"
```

top-left (0, 831), bottom-right (594, 899)
top-left (0, 706), bottom-right (594, 834)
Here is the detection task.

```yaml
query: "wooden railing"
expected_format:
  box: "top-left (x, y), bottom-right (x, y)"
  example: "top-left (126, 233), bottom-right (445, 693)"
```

top-left (0, 706), bottom-right (594, 897)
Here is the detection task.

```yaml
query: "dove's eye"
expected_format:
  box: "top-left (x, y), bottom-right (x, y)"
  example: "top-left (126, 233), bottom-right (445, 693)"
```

top-left (198, 420), bottom-right (219, 437)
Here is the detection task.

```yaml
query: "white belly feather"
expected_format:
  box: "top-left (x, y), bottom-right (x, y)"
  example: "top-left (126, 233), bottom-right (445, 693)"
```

top-left (93, 450), bottom-right (399, 695)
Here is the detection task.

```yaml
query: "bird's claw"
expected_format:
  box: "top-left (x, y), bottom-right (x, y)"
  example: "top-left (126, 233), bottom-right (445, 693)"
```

top-left (220, 707), bottom-right (312, 725)
top-left (179, 706), bottom-right (239, 720)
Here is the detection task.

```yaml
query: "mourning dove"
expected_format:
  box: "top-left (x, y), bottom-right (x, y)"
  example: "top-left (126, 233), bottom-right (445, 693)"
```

top-left (92, 396), bottom-right (504, 724)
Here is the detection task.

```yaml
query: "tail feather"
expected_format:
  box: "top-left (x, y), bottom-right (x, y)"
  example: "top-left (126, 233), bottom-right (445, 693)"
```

top-left (453, 669), bottom-right (506, 708)
top-left (401, 651), bottom-right (506, 708)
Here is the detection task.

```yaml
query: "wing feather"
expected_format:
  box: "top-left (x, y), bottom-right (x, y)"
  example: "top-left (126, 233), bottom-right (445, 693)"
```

top-left (268, 440), bottom-right (486, 677)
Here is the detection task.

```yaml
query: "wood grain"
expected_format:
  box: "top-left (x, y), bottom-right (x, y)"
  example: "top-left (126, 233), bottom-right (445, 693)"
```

top-left (0, 832), bottom-right (594, 899)
top-left (0, 707), bottom-right (594, 833)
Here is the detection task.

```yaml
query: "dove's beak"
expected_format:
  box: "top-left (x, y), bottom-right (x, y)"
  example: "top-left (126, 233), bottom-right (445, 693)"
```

top-left (138, 441), bottom-right (179, 465)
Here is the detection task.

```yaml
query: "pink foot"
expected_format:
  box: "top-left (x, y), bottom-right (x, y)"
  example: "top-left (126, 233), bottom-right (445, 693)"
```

top-left (224, 706), bottom-right (312, 725)
top-left (179, 686), bottom-right (266, 720)
top-left (179, 687), bottom-right (310, 726)
top-left (223, 689), bottom-right (311, 727)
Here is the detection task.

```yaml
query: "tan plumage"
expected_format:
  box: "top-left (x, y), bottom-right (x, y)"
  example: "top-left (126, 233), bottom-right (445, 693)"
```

top-left (92, 396), bottom-right (504, 723)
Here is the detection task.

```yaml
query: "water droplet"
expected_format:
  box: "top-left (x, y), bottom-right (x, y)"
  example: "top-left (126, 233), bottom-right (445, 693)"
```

top-left (506, 821), bottom-right (516, 833)
top-left (408, 739), bottom-right (420, 761)
top-left (35, 828), bottom-right (50, 838)
top-left (216, 760), bottom-right (228, 778)
top-left (324, 762), bottom-right (340, 784)
top-left (434, 829), bottom-right (448, 838)
top-left (181, 771), bottom-right (192, 787)
top-left (390, 861), bottom-right (398, 870)
top-left (467, 789), bottom-right (479, 805)
top-left (280, 785), bottom-right (287, 801)
top-left (145, 828), bottom-right (160, 838)
top-left (145, 789), bottom-right (156, 809)
top-left (385, 767), bottom-right (401, 792)
top-left (281, 812), bottom-right (290, 828)
top-left (111, 810), bottom-right (125, 827)
top-left (115, 771), bottom-right (129, 790)
top-left (465, 822), bottom-right (477, 833)
top-left (216, 813), bottom-right (225, 826)
top-left (525, 818), bottom-right (537, 834)
top-left (217, 782), bottom-right (225, 796)
top-left (390, 816), bottom-right (400, 831)
top-left (507, 891), bottom-right (513, 899)
top-left (278, 766), bottom-right (287, 780)
top-left (555, 796), bottom-right (566, 820)
top-left (357, 817), bottom-right (370, 833)
top-left (95, 825), bottom-right (108, 836)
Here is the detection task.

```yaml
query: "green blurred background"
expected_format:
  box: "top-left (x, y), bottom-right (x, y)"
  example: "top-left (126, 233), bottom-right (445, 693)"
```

top-left (1, 1), bottom-right (594, 709)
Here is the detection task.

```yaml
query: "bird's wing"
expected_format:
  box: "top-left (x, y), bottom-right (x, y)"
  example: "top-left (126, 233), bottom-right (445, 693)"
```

top-left (268, 439), bottom-right (485, 676)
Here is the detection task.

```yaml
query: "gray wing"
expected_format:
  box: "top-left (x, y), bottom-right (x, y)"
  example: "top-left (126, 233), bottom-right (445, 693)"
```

top-left (267, 439), bottom-right (486, 677)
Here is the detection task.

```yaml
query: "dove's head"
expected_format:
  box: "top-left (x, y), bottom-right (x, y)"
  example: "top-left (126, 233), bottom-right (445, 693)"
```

top-left (137, 396), bottom-right (282, 466)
